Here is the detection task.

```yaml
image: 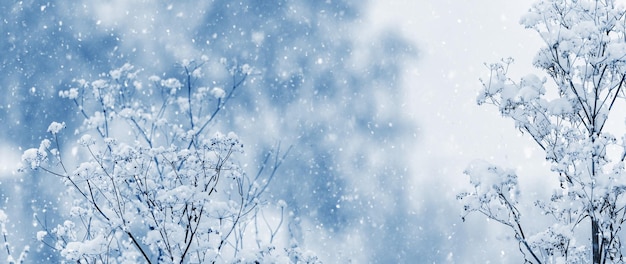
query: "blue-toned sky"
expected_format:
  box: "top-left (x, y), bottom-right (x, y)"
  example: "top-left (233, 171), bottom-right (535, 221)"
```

top-left (0, 0), bottom-right (575, 262)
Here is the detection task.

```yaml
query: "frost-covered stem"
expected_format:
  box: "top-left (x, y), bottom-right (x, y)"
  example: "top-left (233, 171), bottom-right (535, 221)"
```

top-left (52, 134), bottom-right (70, 175)
top-left (593, 218), bottom-right (601, 264)
top-left (499, 192), bottom-right (542, 264)
top-left (129, 117), bottom-right (153, 148)
top-left (234, 221), bottom-right (244, 252)
top-left (126, 230), bottom-right (152, 264)
top-left (263, 206), bottom-right (284, 244)
top-left (3, 226), bottom-right (11, 259)
top-left (184, 66), bottom-right (195, 129)
top-left (591, 69), bottom-right (604, 127)
top-left (477, 206), bottom-right (541, 263)
top-left (516, 230), bottom-right (542, 264)
top-left (85, 180), bottom-right (110, 222)
top-left (218, 181), bottom-right (248, 256)
top-left (95, 88), bottom-right (110, 138)
top-left (86, 145), bottom-right (126, 222)
top-left (179, 205), bottom-right (204, 264)
top-left (249, 144), bottom-right (292, 202)
top-left (194, 72), bottom-right (247, 139)
top-left (608, 76), bottom-right (625, 110)
top-left (151, 99), bottom-right (170, 177)
top-left (590, 133), bottom-right (603, 264)
top-left (600, 75), bottom-right (626, 133)
top-left (254, 209), bottom-right (262, 249)
top-left (39, 133), bottom-right (94, 206)
top-left (72, 98), bottom-right (93, 131)
top-left (567, 77), bottom-right (593, 129)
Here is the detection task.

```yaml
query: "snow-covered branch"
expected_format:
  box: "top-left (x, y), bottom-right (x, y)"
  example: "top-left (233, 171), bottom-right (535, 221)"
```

top-left (21, 61), bottom-right (315, 263)
top-left (462, 0), bottom-right (626, 263)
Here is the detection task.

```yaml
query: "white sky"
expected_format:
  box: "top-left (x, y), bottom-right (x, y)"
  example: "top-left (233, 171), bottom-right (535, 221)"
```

top-left (365, 1), bottom-right (555, 191)
top-left (381, 1), bottom-right (540, 149)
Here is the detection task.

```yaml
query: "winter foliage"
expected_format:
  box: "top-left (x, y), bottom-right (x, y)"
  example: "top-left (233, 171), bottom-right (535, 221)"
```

top-left (459, 0), bottom-right (626, 263)
top-left (20, 62), bottom-right (318, 263)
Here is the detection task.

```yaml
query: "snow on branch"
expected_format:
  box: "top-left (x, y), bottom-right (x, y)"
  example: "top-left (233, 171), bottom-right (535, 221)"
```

top-left (21, 61), bottom-right (315, 263)
top-left (461, 0), bottom-right (626, 263)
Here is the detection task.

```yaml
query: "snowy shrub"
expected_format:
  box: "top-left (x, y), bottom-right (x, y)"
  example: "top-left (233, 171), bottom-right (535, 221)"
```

top-left (20, 61), bottom-right (313, 263)
top-left (459, 0), bottom-right (626, 263)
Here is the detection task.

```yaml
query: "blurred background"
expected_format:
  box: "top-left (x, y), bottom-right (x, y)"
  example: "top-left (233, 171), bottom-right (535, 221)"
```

top-left (0, 0), bottom-right (562, 262)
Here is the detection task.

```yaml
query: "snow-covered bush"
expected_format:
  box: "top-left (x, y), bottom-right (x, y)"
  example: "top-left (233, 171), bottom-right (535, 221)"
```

top-left (459, 0), bottom-right (626, 263)
top-left (20, 61), bottom-right (314, 263)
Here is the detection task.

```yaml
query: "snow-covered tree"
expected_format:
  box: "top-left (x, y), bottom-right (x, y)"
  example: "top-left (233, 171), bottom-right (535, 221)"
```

top-left (20, 61), bottom-right (318, 263)
top-left (459, 0), bottom-right (626, 263)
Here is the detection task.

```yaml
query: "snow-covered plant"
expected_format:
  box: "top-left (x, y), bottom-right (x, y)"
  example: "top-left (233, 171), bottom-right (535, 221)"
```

top-left (0, 210), bottom-right (29, 264)
top-left (20, 61), bottom-right (308, 263)
top-left (459, 0), bottom-right (626, 263)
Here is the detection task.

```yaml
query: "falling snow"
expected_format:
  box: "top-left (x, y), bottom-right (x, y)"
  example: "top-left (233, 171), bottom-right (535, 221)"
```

top-left (0, 0), bottom-right (570, 263)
